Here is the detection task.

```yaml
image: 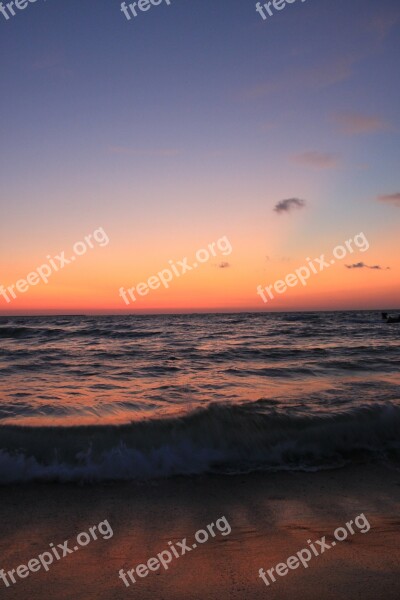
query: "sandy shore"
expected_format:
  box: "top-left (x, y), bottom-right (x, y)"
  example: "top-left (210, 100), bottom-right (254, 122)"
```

top-left (0, 463), bottom-right (399, 599)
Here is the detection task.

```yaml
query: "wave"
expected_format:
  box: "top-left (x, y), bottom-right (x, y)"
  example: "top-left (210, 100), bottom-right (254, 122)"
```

top-left (0, 402), bottom-right (399, 483)
top-left (0, 325), bottom-right (163, 340)
top-left (0, 326), bottom-right (41, 339)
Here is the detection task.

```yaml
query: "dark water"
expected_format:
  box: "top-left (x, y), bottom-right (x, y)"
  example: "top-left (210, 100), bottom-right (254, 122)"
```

top-left (0, 312), bottom-right (399, 482)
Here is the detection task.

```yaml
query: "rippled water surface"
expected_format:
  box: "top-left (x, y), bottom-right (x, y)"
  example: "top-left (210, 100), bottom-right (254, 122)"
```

top-left (0, 312), bottom-right (399, 481)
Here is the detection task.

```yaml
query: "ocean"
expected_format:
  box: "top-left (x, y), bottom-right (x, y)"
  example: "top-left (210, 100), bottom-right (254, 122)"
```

top-left (0, 311), bottom-right (399, 483)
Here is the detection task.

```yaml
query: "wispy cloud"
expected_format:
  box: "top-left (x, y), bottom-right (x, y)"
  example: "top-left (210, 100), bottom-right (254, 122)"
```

top-left (333, 112), bottom-right (388, 135)
top-left (365, 12), bottom-right (400, 41)
top-left (377, 193), bottom-right (400, 207)
top-left (345, 262), bottom-right (390, 270)
top-left (241, 56), bottom-right (356, 100)
top-left (108, 146), bottom-right (179, 157)
top-left (259, 121), bottom-right (277, 133)
top-left (266, 255), bottom-right (292, 263)
top-left (292, 151), bottom-right (339, 169)
top-left (33, 57), bottom-right (61, 70)
top-left (31, 56), bottom-right (74, 77)
top-left (274, 198), bottom-right (306, 214)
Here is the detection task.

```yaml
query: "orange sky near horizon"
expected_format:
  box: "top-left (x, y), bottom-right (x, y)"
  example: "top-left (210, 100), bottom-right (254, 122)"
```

top-left (1, 222), bottom-right (398, 314)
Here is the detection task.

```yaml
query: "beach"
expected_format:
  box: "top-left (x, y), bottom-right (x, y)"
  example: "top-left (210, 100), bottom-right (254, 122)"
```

top-left (1, 463), bottom-right (399, 599)
top-left (1, 1), bottom-right (400, 598)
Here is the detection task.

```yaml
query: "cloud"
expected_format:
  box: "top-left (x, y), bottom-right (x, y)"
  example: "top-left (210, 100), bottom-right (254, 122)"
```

top-left (292, 151), bottom-right (339, 169)
top-left (108, 146), bottom-right (179, 157)
top-left (345, 262), bottom-right (390, 270)
top-left (333, 112), bottom-right (388, 135)
top-left (241, 56), bottom-right (356, 100)
top-left (274, 198), bottom-right (306, 214)
top-left (31, 56), bottom-right (74, 77)
top-left (265, 255), bottom-right (292, 262)
top-left (259, 121), bottom-right (277, 133)
top-left (33, 57), bottom-right (61, 70)
top-left (377, 193), bottom-right (400, 207)
top-left (218, 262), bottom-right (231, 269)
top-left (366, 12), bottom-right (400, 41)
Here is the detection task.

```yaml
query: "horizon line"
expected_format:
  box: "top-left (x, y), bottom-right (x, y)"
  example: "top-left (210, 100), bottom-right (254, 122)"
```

top-left (1, 308), bottom-right (399, 317)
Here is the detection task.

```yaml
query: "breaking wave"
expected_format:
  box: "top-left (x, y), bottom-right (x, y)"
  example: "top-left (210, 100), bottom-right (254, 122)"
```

top-left (1, 402), bottom-right (399, 483)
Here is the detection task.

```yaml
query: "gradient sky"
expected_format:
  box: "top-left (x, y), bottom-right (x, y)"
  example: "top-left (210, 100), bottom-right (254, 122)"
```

top-left (0, 0), bottom-right (399, 313)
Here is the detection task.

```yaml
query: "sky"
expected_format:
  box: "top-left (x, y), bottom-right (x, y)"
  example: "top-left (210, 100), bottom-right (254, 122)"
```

top-left (0, 0), bottom-right (399, 313)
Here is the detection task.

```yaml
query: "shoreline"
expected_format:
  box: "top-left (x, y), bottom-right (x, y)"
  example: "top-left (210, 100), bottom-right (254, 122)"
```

top-left (0, 463), bottom-right (399, 599)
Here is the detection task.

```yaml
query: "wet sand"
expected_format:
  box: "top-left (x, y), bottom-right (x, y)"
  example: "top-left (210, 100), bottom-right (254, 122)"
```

top-left (0, 463), bottom-right (399, 599)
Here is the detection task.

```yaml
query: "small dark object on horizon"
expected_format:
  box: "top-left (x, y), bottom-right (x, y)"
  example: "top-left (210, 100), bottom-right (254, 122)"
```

top-left (381, 312), bottom-right (400, 323)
